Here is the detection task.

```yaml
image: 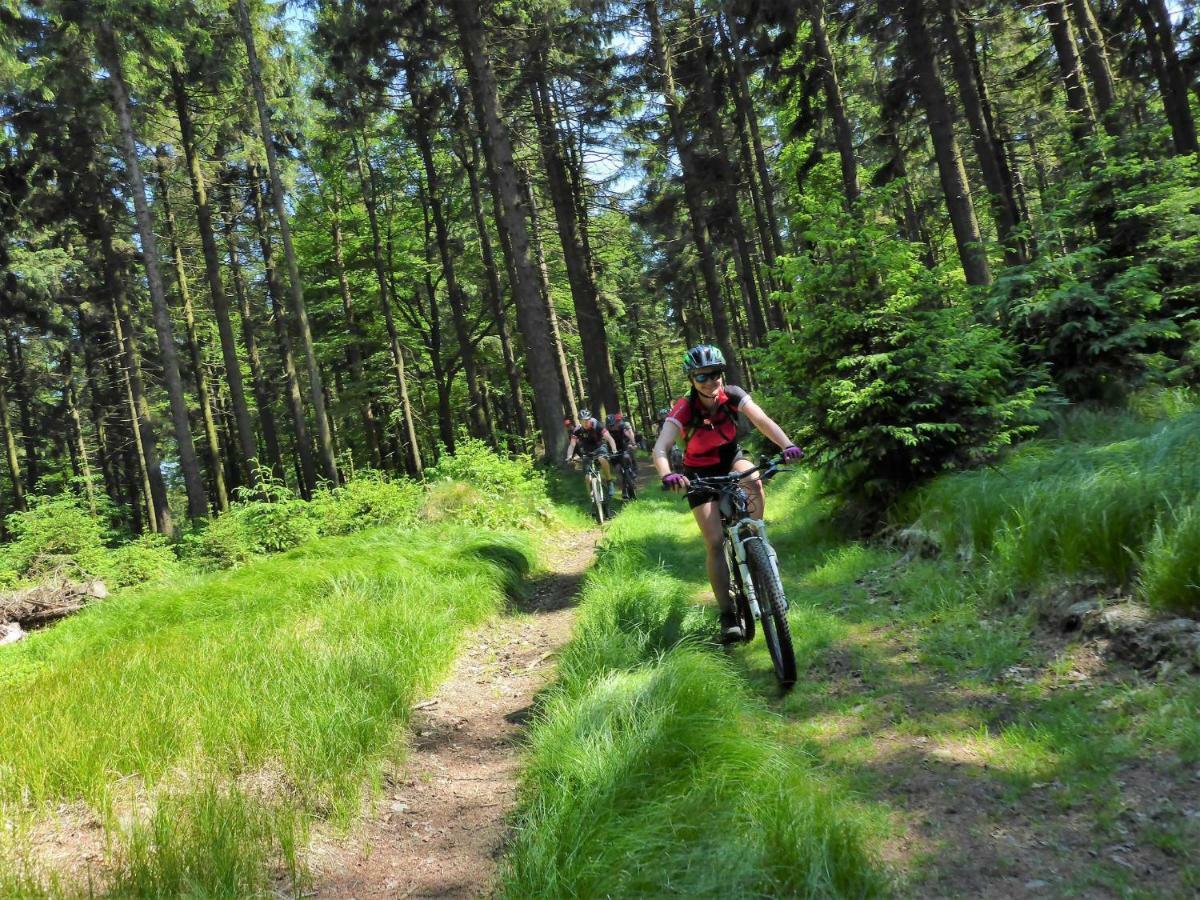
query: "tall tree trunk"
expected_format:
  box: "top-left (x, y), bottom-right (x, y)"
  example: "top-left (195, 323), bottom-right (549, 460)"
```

top-left (686, 6), bottom-right (768, 345)
top-left (235, 0), bottom-right (338, 484)
top-left (405, 56), bottom-right (490, 441)
top-left (249, 163), bottom-right (317, 493)
top-left (2, 331), bottom-right (34, 499)
top-left (80, 321), bottom-right (122, 511)
top-left (1068, 0), bottom-right (1119, 129)
top-left (723, 11), bottom-right (785, 261)
top-left (936, 0), bottom-right (1025, 265)
top-left (0, 362), bottom-right (25, 512)
top-left (61, 351), bottom-right (97, 513)
top-left (807, 0), bottom-right (861, 207)
top-left (96, 21), bottom-right (206, 521)
top-left (328, 184), bottom-right (383, 469)
top-left (1045, 0), bottom-right (1097, 139)
top-left (154, 147), bottom-right (229, 511)
top-left (902, 0), bottom-right (992, 286)
top-left (646, 0), bottom-right (743, 382)
top-left (350, 134), bottom-right (423, 476)
top-left (524, 174), bottom-right (579, 420)
top-left (453, 100), bottom-right (529, 440)
top-left (529, 53), bottom-right (620, 412)
top-left (220, 172), bottom-right (286, 481)
top-left (1136, 0), bottom-right (1199, 156)
top-left (172, 72), bottom-right (259, 488)
top-left (450, 0), bottom-right (568, 460)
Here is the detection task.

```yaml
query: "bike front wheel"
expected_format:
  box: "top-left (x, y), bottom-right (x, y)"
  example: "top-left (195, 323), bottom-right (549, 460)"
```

top-left (622, 460), bottom-right (637, 500)
top-left (745, 538), bottom-right (796, 688)
top-left (589, 474), bottom-right (606, 523)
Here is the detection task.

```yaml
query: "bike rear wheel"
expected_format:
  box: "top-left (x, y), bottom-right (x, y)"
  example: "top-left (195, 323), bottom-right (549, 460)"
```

top-left (745, 538), bottom-right (796, 688)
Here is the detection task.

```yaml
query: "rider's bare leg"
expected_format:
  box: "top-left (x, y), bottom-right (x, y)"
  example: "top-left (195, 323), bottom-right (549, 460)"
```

top-left (732, 457), bottom-right (765, 519)
top-left (693, 500), bottom-right (731, 612)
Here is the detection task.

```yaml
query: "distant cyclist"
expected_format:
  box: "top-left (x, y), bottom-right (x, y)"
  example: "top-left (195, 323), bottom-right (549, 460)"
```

top-left (565, 408), bottom-right (618, 516)
top-left (606, 412), bottom-right (638, 499)
top-left (655, 407), bottom-right (683, 473)
top-left (652, 344), bottom-right (803, 643)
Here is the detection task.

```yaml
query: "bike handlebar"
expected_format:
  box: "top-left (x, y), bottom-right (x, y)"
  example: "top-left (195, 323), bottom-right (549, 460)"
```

top-left (661, 453), bottom-right (793, 493)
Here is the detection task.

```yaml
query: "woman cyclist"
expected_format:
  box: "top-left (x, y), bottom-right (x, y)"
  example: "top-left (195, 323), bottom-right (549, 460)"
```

top-left (652, 344), bottom-right (803, 643)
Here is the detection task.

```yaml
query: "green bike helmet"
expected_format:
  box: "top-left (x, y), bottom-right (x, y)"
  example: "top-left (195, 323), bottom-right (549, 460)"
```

top-left (682, 343), bottom-right (726, 376)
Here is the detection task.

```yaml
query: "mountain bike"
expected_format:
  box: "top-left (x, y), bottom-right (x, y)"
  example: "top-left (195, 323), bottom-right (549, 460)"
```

top-left (575, 449), bottom-right (612, 523)
top-left (682, 455), bottom-right (797, 688)
top-left (618, 451), bottom-right (638, 500)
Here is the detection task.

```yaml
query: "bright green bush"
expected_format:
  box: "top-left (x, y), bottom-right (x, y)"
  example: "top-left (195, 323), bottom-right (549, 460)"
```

top-left (1, 494), bottom-right (115, 584)
top-left (426, 437), bottom-right (549, 528)
top-left (105, 534), bottom-right (183, 589)
top-left (1141, 502), bottom-right (1200, 615)
top-left (760, 192), bottom-right (1041, 515)
top-left (307, 470), bottom-right (423, 536)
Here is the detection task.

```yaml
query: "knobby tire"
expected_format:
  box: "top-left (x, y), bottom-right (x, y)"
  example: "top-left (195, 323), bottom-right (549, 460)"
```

top-left (745, 538), bottom-right (796, 688)
top-left (589, 473), bottom-right (606, 523)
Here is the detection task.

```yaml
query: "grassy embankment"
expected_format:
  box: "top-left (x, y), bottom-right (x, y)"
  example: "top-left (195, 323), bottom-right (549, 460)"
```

top-left (504, 403), bottom-right (1200, 896)
top-left (0, 444), bottom-right (565, 897)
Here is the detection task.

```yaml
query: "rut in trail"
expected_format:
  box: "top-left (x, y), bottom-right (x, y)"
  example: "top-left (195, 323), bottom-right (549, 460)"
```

top-left (308, 527), bottom-right (599, 899)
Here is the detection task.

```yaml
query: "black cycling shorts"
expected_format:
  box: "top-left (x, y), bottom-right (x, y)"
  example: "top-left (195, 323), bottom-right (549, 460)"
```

top-left (683, 444), bottom-right (746, 510)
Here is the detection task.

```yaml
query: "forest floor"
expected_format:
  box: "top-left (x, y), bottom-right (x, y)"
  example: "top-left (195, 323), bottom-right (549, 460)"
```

top-left (306, 526), bottom-right (600, 898)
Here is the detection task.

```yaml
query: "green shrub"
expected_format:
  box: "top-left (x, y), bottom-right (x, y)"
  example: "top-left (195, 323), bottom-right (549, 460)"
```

top-left (1, 494), bottom-right (113, 583)
top-left (426, 437), bottom-right (549, 528)
top-left (760, 192), bottom-right (1042, 515)
top-left (307, 471), bottom-right (423, 536)
top-left (106, 534), bottom-right (183, 589)
top-left (1141, 502), bottom-right (1200, 615)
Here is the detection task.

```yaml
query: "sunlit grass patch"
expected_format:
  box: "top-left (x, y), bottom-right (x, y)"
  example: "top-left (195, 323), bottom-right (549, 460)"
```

top-left (502, 484), bottom-right (889, 897)
top-left (0, 525), bottom-right (534, 895)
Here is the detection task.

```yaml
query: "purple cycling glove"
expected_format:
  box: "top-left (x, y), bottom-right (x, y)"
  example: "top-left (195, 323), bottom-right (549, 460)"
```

top-left (782, 446), bottom-right (804, 463)
top-left (662, 473), bottom-right (687, 490)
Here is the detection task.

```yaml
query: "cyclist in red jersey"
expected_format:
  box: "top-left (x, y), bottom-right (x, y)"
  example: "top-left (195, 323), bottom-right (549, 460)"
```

top-left (652, 344), bottom-right (803, 642)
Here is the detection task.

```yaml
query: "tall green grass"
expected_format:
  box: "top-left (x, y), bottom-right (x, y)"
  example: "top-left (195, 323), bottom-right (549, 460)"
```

top-left (0, 525), bottom-right (533, 895)
top-left (902, 406), bottom-right (1200, 612)
top-left (501, 495), bottom-right (886, 898)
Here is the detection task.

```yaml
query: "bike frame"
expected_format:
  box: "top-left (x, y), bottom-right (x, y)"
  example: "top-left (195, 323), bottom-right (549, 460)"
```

top-left (690, 459), bottom-right (787, 624)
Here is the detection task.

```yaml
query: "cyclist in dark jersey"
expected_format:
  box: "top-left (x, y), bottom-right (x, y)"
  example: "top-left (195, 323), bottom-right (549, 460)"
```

top-left (606, 412), bottom-right (638, 499)
top-left (565, 408), bottom-right (618, 513)
top-left (652, 344), bottom-right (803, 642)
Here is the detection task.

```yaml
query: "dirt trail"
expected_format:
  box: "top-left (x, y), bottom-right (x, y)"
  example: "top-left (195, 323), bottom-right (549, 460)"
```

top-left (308, 527), bottom-right (599, 899)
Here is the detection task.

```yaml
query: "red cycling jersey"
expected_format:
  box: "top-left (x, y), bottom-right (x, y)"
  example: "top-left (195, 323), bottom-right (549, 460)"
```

top-left (665, 385), bottom-right (749, 468)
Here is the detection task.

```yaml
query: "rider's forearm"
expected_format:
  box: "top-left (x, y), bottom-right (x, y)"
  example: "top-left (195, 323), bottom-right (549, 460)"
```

top-left (652, 447), bottom-right (671, 478)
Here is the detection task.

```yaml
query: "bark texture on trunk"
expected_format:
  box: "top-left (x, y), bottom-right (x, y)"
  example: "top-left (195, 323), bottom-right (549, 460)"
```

top-left (1045, 0), bottom-right (1097, 139)
top-left (172, 70), bottom-right (260, 487)
top-left (235, 0), bottom-right (338, 484)
top-left (1137, 0), bottom-right (1199, 155)
top-left (1068, 0), bottom-right (1119, 129)
top-left (645, 0), bottom-right (743, 383)
top-left (808, 0), bottom-right (861, 207)
top-left (903, 0), bottom-right (991, 286)
top-left (450, 0), bottom-right (566, 460)
top-left (529, 53), bottom-right (619, 412)
top-left (97, 21), bottom-right (207, 521)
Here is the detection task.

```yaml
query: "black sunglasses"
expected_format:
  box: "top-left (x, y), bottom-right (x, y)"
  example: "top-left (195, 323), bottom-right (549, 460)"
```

top-left (692, 369), bottom-right (725, 384)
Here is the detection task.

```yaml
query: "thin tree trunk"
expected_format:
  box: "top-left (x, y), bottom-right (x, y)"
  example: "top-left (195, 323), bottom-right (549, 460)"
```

top-left (61, 351), bottom-right (97, 513)
top-left (4, 333), bottom-right (37, 495)
top-left (350, 135), bottom-right (422, 475)
top-left (1068, 0), bottom-right (1119, 129)
top-left (450, 0), bottom-right (568, 460)
top-left (723, 11), bottom-right (785, 260)
top-left (0, 363), bottom-right (25, 512)
top-left (97, 22), bottom-right (206, 521)
top-left (328, 184), bottom-right (383, 469)
top-left (172, 72), bottom-right (259, 488)
top-left (249, 162), bottom-right (316, 493)
top-left (1045, 0), bottom-right (1097, 139)
top-left (405, 56), bottom-right (490, 441)
top-left (937, 0), bottom-right (1025, 265)
top-left (154, 147), bottom-right (229, 511)
top-left (523, 173), bottom-right (578, 420)
top-left (220, 171), bottom-right (286, 481)
top-left (235, 0), bottom-right (338, 483)
top-left (529, 53), bottom-right (620, 412)
top-left (1137, 0), bottom-right (1199, 155)
top-left (646, 0), bottom-right (743, 382)
top-left (903, 0), bottom-right (991, 286)
top-left (807, 0), bottom-right (861, 206)
top-left (453, 101), bottom-right (529, 439)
